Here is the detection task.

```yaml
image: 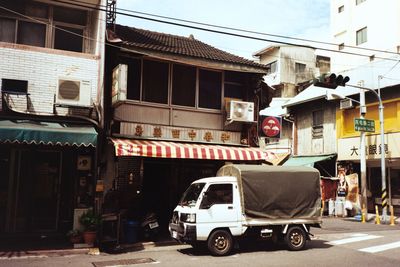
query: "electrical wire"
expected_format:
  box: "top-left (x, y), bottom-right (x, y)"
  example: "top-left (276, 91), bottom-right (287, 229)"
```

top-left (1, 1), bottom-right (400, 69)
top-left (58, 0), bottom-right (400, 57)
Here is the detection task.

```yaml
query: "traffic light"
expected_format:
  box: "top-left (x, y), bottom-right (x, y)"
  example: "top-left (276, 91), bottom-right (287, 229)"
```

top-left (313, 73), bottom-right (350, 89)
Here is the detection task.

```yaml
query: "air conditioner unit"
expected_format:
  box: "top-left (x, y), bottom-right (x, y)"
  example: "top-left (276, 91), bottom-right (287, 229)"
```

top-left (227, 100), bottom-right (254, 122)
top-left (339, 98), bottom-right (354, 109)
top-left (56, 79), bottom-right (91, 106)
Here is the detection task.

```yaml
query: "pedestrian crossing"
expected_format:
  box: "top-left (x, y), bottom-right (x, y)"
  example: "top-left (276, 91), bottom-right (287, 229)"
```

top-left (325, 233), bottom-right (400, 254)
top-left (328, 233), bottom-right (382, 245)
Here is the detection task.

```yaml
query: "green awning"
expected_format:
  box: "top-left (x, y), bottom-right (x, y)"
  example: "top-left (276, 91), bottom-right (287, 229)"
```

top-left (0, 120), bottom-right (97, 147)
top-left (283, 154), bottom-right (336, 167)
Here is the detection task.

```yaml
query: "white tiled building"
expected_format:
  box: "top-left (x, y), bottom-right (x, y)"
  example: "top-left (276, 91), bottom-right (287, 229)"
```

top-left (0, 0), bottom-right (106, 238)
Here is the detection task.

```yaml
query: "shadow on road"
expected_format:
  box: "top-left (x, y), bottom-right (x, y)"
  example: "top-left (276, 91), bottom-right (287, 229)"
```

top-left (177, 238), bottom-right (333, 256)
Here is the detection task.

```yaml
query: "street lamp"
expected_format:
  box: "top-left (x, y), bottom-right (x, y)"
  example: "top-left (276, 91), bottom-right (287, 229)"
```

top-left (327, 85), bottom-right (387, 222)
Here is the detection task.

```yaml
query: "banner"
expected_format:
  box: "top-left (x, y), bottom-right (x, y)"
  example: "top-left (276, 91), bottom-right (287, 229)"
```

top-left (345, 173), bottom-right (360, 210)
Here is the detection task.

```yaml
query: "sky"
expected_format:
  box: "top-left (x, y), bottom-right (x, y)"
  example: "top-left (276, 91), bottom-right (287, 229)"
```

top-left (115, 0), bottom-right (331, 60)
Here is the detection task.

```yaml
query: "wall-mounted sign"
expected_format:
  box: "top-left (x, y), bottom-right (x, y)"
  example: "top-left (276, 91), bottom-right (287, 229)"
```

top-left (259, 116), bottom-right (282, 138)
top-left (111, 64), bottom-right (128, 105)
top-left (77, 155), bottom-right (91, 171)
top-left (354, 118), bottom-right (375, 132)
top-left (337, 133), bottom-right (398, 161)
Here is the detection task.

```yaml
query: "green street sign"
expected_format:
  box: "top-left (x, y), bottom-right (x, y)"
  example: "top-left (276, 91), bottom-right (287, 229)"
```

top-left (354, 118), bottom-right (375, 132)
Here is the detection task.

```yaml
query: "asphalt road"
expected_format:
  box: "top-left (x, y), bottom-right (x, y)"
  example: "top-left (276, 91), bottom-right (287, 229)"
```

top-left (1, 218), bottom-right (399, 267)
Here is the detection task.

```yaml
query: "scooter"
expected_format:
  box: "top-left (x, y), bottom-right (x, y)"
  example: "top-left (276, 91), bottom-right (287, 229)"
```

top-left (141, 212), bottom-right (159, 239)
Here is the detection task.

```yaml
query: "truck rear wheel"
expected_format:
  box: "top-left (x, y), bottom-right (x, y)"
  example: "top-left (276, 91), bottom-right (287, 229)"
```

top-left (285, 226), bottom-right (307, 251)
top-left (207, 229), bottom-right (233, 256)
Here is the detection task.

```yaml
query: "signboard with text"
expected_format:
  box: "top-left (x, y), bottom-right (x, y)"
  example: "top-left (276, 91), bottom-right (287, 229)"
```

top-left (354, 118), bottom-right (375, 132)
top-left (337, 133), bottom-right (399, 161)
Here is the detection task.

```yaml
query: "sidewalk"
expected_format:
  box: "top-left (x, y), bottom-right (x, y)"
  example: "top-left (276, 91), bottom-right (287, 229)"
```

top-left (313, 214), bottom-right (399, 235)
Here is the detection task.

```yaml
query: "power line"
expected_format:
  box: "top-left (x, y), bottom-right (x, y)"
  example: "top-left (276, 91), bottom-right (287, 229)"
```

top-left (51, 0), bottom-right (400, 63)
top-left (2, 0), bottom-right (400, 69)
top-left (61, 0), bottom-right (400, 57)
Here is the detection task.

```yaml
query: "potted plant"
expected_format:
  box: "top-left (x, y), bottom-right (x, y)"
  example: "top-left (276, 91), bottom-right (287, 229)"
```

top-left (66, 229), bottom-right (83, 244)
top-left (79, 210), bottom-right (101, 245)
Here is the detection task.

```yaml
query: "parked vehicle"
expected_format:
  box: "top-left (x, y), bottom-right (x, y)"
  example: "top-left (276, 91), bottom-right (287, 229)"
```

top-left (169, 164), bottom-right (322, 256)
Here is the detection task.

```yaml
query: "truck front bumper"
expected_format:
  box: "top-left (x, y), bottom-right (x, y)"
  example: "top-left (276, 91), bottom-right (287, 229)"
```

top-left (169, 222), bottom-right (197, 244)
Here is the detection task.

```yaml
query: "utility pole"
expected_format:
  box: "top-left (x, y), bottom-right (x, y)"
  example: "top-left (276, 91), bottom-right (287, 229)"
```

top-left (359, 89), bottom-right (368, 216)
top-left (348, 84), bottom-right (387, 223)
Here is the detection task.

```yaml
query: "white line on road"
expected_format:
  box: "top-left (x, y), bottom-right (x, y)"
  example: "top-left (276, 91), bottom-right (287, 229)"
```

top-left (328, 234), bottom-right (382, 245)
top-left (359, 241), bottom-right (400, 253)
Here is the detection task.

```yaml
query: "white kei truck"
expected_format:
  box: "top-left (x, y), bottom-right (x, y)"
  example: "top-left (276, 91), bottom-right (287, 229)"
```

top-left (169, 164), bottom-right (322, 256)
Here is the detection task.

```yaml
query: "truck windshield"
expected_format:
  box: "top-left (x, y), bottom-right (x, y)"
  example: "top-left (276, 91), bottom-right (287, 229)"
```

top-left (179, 183), bottom-right (206, 207)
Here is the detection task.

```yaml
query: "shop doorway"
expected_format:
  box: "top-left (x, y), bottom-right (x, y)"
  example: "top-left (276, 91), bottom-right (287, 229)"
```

top-left (4, 149), bottom-right (61, 233)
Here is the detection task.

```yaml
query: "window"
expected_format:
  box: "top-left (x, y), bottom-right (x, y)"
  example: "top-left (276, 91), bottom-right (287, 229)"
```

top-left (356, 0), bottom-right (366, 5)
top-left (0, 2), bottom-right (87, 52)
top-left (1, 79), bottom-right (28, 94)
top-left (199, 69), bottom-right (222, 109)
top-left (266, 61), bottom-right (277, 75)
top-left (316, 56), bottom-right (331, 74)
top-left (123, 58), bottom-right (141, 100)
top-left (123, 61), bottom-right (228, 110)
top-left (0, 18), bottom-right (16, 43)
top-left (54, 26), bottom-right (83, 52)
top-left (295, 63), bottom-right (306, 74)
top-left (312, 110), bottom-right (324, 138)
top-left (338, 5), bottom-right (344, 13)
top-left (356, 27), bottom-right (367, 45)
top-left (224, 71), bottom-right (245, 99)
top-left (200, 184), bottom-right (233, 209)
top-left (17, 21), bottom-right (46, 47)
top-left (53, 6), bottom-right (87, 26)
top-left (172, 64), bottom-right (196, 107)
top-left (142, 60), bottom-right (169, 104)
top-left (53, 6), bottom-right (86, 52)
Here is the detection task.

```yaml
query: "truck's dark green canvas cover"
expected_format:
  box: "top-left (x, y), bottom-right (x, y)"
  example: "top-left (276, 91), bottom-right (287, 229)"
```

top-left (217, 164), bottom-right (321, 219)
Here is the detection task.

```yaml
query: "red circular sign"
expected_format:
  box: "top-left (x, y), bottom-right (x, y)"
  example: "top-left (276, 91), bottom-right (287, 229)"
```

top-left (261, 116), bottom-right (281, 137)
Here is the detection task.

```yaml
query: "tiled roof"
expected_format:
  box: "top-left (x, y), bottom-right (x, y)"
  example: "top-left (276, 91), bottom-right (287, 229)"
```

top-left (109, 24), bottom-right (267, 72)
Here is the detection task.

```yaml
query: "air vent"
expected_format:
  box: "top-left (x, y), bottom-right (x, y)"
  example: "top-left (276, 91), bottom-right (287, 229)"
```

top-left (56, 78), bottom-right (91, 106)
top-left (226, 100), bottom-right (255, 122)
top-left (339, 98), bottom-right (354, 109)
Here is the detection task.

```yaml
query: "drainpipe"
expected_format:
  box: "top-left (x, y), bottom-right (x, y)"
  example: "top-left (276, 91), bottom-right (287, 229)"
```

top-left (283, 116), bottom-right (295, 155)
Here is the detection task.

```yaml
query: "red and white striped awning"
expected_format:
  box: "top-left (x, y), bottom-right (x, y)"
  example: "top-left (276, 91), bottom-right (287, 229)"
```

top-left (111, 138), bottom-right (269, 161)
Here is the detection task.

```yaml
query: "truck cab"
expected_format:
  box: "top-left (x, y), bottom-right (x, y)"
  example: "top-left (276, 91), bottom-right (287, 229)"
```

top-left (170, 176), bottom-right (243, 255)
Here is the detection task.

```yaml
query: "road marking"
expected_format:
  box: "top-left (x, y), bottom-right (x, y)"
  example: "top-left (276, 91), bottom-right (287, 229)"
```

top-left (359, 241), bottom-right (400, 253)
top-left (328, 234), bottom-right (382, 245)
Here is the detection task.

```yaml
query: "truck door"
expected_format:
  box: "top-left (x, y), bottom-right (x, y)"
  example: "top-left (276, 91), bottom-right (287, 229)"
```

top-left (196, 183), bottom-right (239, 237)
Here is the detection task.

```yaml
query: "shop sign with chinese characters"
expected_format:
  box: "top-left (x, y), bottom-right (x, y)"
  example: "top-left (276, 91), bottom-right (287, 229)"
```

top-left (337, 132), bottom-right (400, 160)
top-left (119, 122), bottom-right (242, 145)
top-left (354, 118), bottom-right (375, 132)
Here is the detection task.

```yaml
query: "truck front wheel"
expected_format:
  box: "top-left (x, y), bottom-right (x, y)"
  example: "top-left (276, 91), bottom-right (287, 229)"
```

top-left (207, 229), bottom-right (233, 256)
top-left (285, 226), bottom-right (307, 251)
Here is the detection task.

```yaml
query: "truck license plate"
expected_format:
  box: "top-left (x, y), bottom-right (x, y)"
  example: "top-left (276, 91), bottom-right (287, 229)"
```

top-left (149, 222), bottom-right (159, 229)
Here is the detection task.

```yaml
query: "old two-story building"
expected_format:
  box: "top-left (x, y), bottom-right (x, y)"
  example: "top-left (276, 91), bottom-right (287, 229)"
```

top-left (0, 0), bottom-right (106, 241)
top-left (254, 45), bottom-right (331, 165)
top-left (101, 24), bottom-right (268, 235)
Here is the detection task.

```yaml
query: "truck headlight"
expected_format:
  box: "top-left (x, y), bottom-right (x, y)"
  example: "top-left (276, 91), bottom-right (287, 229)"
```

top-left (181, 213), bottom-right (196, 223)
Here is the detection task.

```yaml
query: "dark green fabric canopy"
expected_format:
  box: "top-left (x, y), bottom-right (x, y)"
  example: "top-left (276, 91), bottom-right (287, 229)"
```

top-left (0, 120), bottom-right (97, 147)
